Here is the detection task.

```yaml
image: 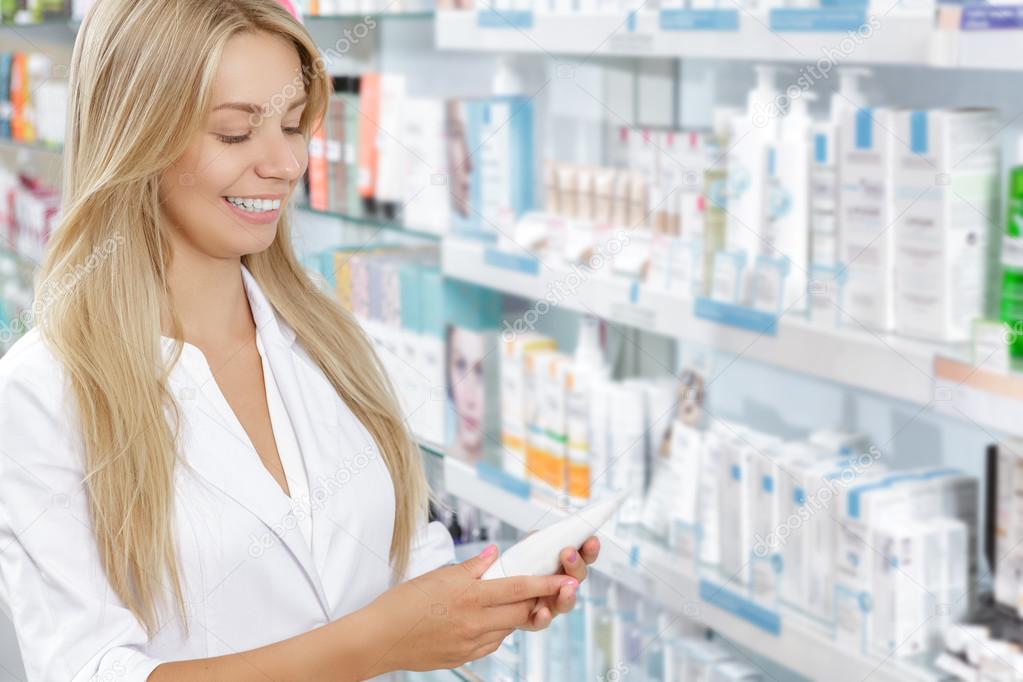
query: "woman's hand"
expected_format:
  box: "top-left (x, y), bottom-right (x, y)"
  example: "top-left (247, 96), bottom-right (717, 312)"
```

top-left (361, 545), bottom-right (575, 675)
top-left (520, 536), bottom-right (601, 631)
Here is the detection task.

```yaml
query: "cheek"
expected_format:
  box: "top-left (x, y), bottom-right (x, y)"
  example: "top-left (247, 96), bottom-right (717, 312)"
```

top-left (195, 146), bottom-right (250, 195)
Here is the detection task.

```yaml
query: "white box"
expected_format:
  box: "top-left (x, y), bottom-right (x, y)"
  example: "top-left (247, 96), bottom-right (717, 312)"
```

top-left (499, 334), bottom-right (556, 479)
top-left (892, 109), bottom-right (1000, 343)
top-left (871, 518), bottom-right (968, 658)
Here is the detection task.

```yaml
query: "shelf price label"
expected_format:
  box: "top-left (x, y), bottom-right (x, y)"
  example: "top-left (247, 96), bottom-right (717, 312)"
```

top-left (699, 579), bottom-right (782, 635)
top-left (483, 247), bottom-right (541, 276)
top-left (476, 9), bottom-right (534, 28)
top-left (768, 7), bottom-right (868, 31)
top-left (961, 5), bottom-right (1023, 30)
top-left (659, 8), bottom-right (739, 31)
top-left (694, 297), bottom-right (778, 335)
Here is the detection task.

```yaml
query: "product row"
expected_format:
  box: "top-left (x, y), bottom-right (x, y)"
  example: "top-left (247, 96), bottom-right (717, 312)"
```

top-left (306, 72), bottom-right (532, 235)
top-left (0, 50), bottom-right (68, 149)
top-left (0, 157), bottom-right (61, 263)
top-left (1, 0), bottom-right (72, 24)
top-left (528, 64), bottom-right (1006, 348)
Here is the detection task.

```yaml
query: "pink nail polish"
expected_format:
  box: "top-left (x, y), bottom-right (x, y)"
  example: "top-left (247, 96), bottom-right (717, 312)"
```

top-left (567, 549), bottom-right (579, 563)
top-left (562, 577), bottom-right (578, 588)
top-left (480, 544), bottom-right (497, 559)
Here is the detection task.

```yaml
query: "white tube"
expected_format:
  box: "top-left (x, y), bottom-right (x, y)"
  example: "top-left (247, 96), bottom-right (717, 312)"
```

top-left (482, 492), bottom-right (628, 579)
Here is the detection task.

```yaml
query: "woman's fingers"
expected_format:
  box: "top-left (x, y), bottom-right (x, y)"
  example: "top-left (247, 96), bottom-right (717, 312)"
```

top-left (524, 603), bottom-right (554, 631)
top-left (559, 546), bottom-right (588, 585)
top-left (481, 599), bottom-right (538, 631)
top-left (481, 574), bottom-right (576, 606)
top-left (580, 536), bottom-right (600, 565)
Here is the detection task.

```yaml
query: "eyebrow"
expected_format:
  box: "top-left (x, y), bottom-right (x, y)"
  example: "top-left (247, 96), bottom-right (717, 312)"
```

top-left (212, 97), bottom-right (307, 114)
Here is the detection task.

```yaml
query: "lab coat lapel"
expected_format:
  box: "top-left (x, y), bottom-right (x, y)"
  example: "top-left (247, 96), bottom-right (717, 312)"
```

top-left (247, 282), bottom-right (392, 588)
top-left (258, 332), bottom-right (349, 586)
top-left (180, 390), bottom-right (331, 619)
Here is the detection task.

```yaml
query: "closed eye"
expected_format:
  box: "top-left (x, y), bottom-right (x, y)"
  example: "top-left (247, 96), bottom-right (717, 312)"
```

top-left (216, 133), bottom-right (250, 145)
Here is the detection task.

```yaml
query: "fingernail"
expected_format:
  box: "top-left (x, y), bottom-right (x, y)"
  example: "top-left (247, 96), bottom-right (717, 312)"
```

top-left (561, 577), bottom-right (578, 588)
top-left (567, 549), bottom-right (579, 564)
top-left (480, 544), bottom-right (497, 559)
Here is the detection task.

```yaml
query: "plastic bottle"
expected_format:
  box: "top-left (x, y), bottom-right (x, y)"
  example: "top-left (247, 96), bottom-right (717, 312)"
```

top-left (727, 65), bottom-right (781, 305)
top-left (481, 492), bottom-right (627, 579)
top-left (766, 91), bottom-right (814, 310)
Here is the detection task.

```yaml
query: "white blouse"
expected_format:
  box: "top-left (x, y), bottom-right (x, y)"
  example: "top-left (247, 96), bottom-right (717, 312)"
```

top-left (256, 331), bottom-right (313, 548)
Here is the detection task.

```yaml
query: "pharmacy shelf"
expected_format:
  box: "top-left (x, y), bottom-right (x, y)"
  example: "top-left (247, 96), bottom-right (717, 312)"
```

top-left (434, 10), bottom-right (947, 66)
top-left (443, 456), bottom-right (944, 682)
top-left (440, 236), bottom-right (946, 406)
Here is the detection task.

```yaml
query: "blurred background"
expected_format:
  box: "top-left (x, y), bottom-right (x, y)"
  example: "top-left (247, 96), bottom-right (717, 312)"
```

top-left (3, 0), bottom-right (1023, 680)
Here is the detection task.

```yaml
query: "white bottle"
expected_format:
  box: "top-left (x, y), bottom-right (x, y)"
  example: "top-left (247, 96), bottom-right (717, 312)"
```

top-left (610, 382), bottom-right (648, 528)
top-left (566, 316), bottom-right (609, 505)
top-left (482, 492), bottom-right (628, 579)
top-left (812, 67), bottom-right (869, 270)
top-left (767, 91), bottom-right (814, 311)
top-left (727, 65), bottom-right (781, 306)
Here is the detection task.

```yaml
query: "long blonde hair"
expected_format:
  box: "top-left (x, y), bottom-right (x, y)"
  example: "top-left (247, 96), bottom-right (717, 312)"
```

top-left (37, 0), bottom-right (428, 637)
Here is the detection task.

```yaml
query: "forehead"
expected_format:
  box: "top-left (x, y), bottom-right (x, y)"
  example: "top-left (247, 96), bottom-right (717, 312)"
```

top-left (211, 31), bottom-right (305, 107)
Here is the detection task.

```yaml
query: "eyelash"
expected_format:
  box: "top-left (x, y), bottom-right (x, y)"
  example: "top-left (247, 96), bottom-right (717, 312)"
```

top-left (216, 127), bottom-right (304, 145)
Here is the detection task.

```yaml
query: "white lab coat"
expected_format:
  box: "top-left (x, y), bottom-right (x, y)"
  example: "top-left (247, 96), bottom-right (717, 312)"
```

top-left (0, 266), bottom-right (455, 681)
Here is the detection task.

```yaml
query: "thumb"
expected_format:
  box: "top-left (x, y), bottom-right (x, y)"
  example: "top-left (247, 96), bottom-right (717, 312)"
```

top-left (460, 543), bottom-right (499, 578)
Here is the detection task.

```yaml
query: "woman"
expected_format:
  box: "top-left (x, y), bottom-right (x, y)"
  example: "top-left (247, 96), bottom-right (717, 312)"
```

top-left (0, 1), bottom-right (600, 680)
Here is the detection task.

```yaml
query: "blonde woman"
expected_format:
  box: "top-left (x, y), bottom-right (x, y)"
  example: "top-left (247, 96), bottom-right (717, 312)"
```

top-left (0, 1), bottom-right (600, 680)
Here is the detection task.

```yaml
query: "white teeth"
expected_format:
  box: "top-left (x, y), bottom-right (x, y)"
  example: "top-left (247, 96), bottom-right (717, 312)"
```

top-left (225, 197), bottom-right (281, 213)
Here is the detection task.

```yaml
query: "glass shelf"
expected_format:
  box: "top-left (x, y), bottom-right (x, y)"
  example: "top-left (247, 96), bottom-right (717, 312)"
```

top-left (418, 440), bottom-right (445, 459)
top-left (0, 137), bottom-right (63, 155)
top-left (296, 204), bottom-right (441, 241)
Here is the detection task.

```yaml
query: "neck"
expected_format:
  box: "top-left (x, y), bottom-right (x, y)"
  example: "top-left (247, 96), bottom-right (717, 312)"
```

top-left (163, 244), bottom-right (253, 347)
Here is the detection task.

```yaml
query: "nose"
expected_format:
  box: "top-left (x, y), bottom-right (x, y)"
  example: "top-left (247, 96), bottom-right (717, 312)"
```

top-left (255, 127), bottom-right (304, 181)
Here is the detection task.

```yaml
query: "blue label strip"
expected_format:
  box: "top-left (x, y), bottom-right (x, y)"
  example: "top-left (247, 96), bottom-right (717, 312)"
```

top-left (699, 579), bottom-right (782, 635)
top-left (477, 9), bottom-right (534, 28)
top-left (659, 9), bottom-right (739, 30)
top-left (769, 8), bottom-right (867, 31)
top-left (484, 247), bottom-right (540, 275)
top-left (476, 460), bottom-right (531, 499)
top-left (961, 5), bottom-right (1023, 30)
top-left (910, 110), bottom-right (928, 155)
top-left (855, 109), bottom-right (873, 150)
top-left (694, 298), bottom-right (779, 335)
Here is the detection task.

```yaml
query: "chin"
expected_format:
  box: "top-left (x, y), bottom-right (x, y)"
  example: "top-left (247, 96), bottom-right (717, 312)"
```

top-left (231, 227), bottom-right (279, 257)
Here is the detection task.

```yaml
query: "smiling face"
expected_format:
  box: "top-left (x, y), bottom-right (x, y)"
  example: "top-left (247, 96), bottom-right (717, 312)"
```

top-left (159, 31), bottom-right (309, 261)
